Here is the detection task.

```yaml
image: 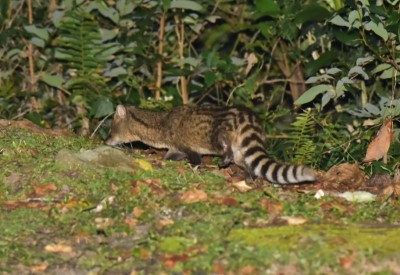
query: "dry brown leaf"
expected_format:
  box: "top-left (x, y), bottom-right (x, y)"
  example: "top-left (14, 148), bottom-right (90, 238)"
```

top-left (30, 264), bottom-right (48, 273)
top-left (163, 254), bottom-right (190, 269)
top-left (239, 265), bottom-right (257, 275)
top-left (159, 219), bottom-right (174, 227)
top-left (323, 163), bottom-right (367, 191)
top-left (232, 180), bottom-right (253, 193)
top-left (133, 206), bottom-right (144, 218)
top-left (245, 53), bottom-right (258, 75)
top-left (33, 183), bottom-right (57, 196)
top-left (94, 217), bottom-right (114, 229)
top-left (3, 200), bottom-right (46, 210)
top-left (379, 170), bottom-right (400, 199)
top-left (339, 250), bottom-right (357, 269)
top-left (215, 196), bottom-right (239, 207)
top-left (213, 261), bottom-right (227, 275)
top-left (180, 189), bottom-right (208, 204)
top-left (45, 243), bottom-right (73, 253)
top-left (124, 218), bottom-right (138, 230)
top-left (260, 198), bottom-right (283, 221)
top-left (364, 119), bottom-right (393, 163)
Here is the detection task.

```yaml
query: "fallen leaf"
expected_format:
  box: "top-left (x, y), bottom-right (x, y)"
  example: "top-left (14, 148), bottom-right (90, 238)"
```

top-left (159, 219), bottom-right (174, 227)
top-left (213, 261), bottom-right (227, 275)
top-left (33, 183), bottom-right (57, 196)
top-left (45, 243), bottom-right (73, 253)
top-left (364, 119), bottom-right (393, 163)
top-left (280, 216), bottom-right (307, 225)
top-left (245, 53), bottom-right (258, 75)
top-left (163, 254), bottom-right (189, 269)
top-left (339, 250), bottom-right (357, 269)
top-left (133, 206), bottom-right (144, 218)
top-left (379, 170), bottom-right (400, 199)
top-left (323, 163), bottom-right (367, 191)
top-left (57, 200), bottom-right (89, 213)
top-left (95, 217), bottom-right (114, 229)
top-left (134, 158), bottom-right (153, 172)
top-left (240, 265), bottom-right (257, 275)
top-left (232, 180), bottom-right (253, 192)
top-left (320, 201), bottom-right (353, 214)
top-left (30, 264), bottom-right (48, 273)
top-left (2, 200), bottom-right (46, 210)
top-left (180, 189), bottom-right (208, 204)
top-left (260, 198), bottom-right (283, 221)
top-left (216, 196), bottom-right (239, 206)
top-left (124, 218), bottom-right (138, 230)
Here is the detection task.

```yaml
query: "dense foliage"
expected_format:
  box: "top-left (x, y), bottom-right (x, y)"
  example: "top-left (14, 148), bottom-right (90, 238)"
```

top-left (0, 0), bottom-right (399, 172)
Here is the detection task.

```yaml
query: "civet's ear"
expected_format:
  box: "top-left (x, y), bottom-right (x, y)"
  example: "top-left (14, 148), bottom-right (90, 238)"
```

top-left (116, 105), bottom-right (127, 119)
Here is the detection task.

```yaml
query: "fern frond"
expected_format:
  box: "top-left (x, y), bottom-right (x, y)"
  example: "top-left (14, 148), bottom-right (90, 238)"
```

top-left (289, 109), bottom-right (316, 164)
top-left (55, 9), bottom-right (105, 74)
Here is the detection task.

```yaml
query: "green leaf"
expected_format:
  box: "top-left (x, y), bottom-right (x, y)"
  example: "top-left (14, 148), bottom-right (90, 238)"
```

top-left (24, 25), bottom-right (49, 41)
top-left (51, 10), bottom-right (65, 28)
top-left (162, 0), bottom-right (171, 10)
top-left (333, 29), bottom-right (360, 46)
top-left (364, 21), bottom-right (389, 41)
top-left (380, 67), bottom-right (400, 79)
top-left (321, 89), bottom-right (335, 109)
top-left (204, 71), bottom-right (218, 88)
top-left (255, 0), bottom-right (279, 15)
top-left (371, 63), bottom-right (391, 74)
top-left (100, 28), bottom-right (118, 42)
top-left (305, 74), bottom-right (334, 84)
top-left (30, 37), bottom-right (45, 48)
top-left (116, 0), bottom-right (136, 16)
top-left (356, 56), bottom-right (374, 66)
top-left (5, 49), bottom-right (21, 60)
top-left (104, 67), bottom-right (127, 77)
top-left (40, 73), bottom-right (63, 89)
top-left (256, 22), bottom-right (276, 39)
top-left (294, 4), bottom-right (331, 24)
top-left (295, 84), bottom-right (333, 105)
top-left (348, 10), bottom-right (361, 27)
top-left (170, 1), bottom-right (203, 12)
top-left (305, 51), bottom-right (337, 76)
top-left (326, 68), bottom-right (342, 75)
top-left (86, 2), bottom-right (119, 24)
top-left (179, 57), bottom-right (201, 67)
top-left (330, 15), bottom-right (350, 27)
top-left (91, 97), bottom-right (114, 118)
top-left (348, 65), bottom-right (369, 80)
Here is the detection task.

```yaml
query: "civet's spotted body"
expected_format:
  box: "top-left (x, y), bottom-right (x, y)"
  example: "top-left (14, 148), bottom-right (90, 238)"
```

top-left (106, 105), bottom-right (316, 184)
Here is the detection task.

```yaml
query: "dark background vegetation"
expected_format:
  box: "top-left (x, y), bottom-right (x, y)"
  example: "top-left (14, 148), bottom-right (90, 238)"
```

top-left (0, 0), bottom-right (399, 172)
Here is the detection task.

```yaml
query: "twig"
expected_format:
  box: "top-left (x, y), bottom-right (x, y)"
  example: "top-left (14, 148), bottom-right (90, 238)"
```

top-left (156, 12), bottom-right (166, 100)
top-left (174, 13), bottom-right (189, 104)
top-left (27, 0), bottom-right (35, 90)
top-left (90, 113), bottom-right (114, 139)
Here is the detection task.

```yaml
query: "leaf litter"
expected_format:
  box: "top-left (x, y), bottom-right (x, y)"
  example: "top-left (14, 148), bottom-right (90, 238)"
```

top-left (0, 121), bottom-right (399, 273)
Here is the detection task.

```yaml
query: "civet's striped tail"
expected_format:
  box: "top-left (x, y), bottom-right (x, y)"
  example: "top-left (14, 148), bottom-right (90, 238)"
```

top-left (241, 137), bottom-right (316, 184)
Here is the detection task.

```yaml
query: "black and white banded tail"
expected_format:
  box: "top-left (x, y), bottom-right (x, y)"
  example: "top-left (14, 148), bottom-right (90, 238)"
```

top-left (242, 144), bottom-right (315, 184)
top-left (233, 115), bottom-right (316, 184)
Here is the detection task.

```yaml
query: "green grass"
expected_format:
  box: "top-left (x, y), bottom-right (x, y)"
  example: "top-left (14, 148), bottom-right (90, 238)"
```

top-left (0, 127), bottom-right (399, 273)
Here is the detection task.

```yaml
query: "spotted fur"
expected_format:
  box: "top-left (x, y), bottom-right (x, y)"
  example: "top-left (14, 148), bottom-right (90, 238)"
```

top-left (106, 105), bottom-right (315, 184)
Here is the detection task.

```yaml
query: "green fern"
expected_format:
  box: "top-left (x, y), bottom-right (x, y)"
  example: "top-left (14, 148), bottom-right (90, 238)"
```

top-left (54, 8), bottom-right (114, 94)
top-left (289, 109), bottom-right (316, 165)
